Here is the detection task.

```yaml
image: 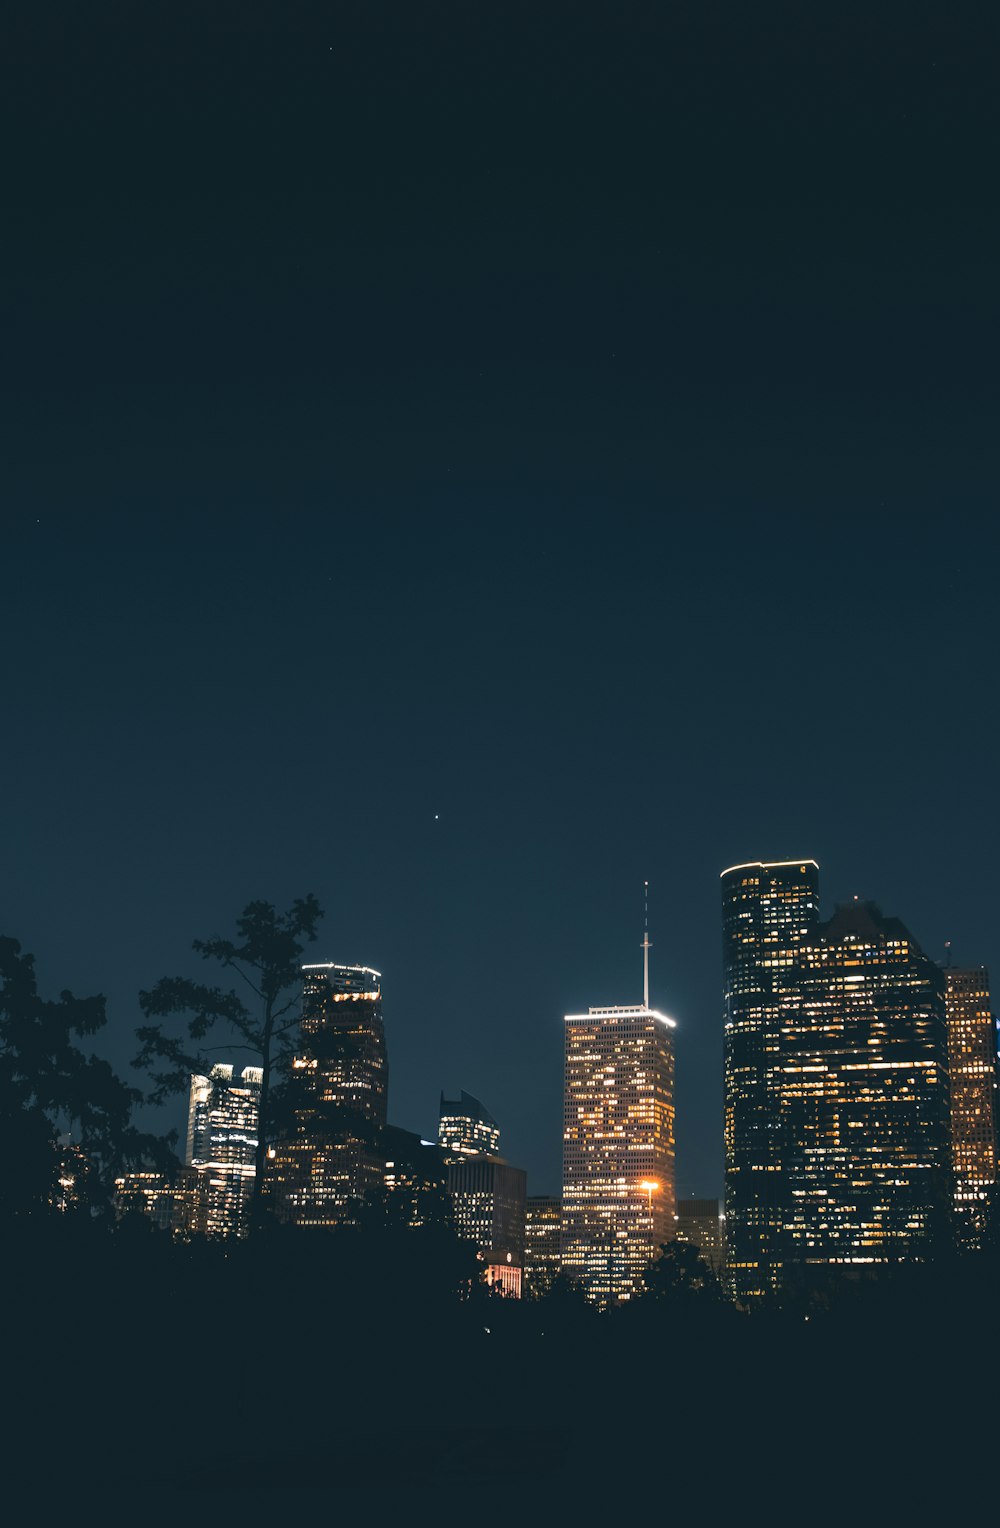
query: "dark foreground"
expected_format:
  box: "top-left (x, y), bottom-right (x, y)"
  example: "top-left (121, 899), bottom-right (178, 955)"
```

top-left (7, 1220), bottom-right (994, 1509)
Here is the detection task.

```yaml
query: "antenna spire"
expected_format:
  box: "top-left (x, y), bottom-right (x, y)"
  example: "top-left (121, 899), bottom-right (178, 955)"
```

top-left (642, 880), bottom-right (651, 1009)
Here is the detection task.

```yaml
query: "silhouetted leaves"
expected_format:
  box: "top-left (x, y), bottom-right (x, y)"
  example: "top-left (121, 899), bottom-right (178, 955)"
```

top-left (639, 1238), bottom-right (724, 1307)
top-left (133, 895), bottom-right (323, 1221)
top-left (0, 935), bottom-right (170, 1218)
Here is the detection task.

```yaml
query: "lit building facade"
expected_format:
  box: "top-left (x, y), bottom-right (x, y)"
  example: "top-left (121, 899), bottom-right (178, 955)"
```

top-left (186, 1064), bottom-right (262, 1237)
top-left (437, 1090), bottom-right (501, 1158)
top-left (382, 1124), bottom-right (453, 1229)
top-left (722, 860), bottom-right (819, 1303)
top-left (524, 1195), bottom-right (562, 1297)
top-left (944, 965), bottom-right (998, 1250)
top-left (562, 1003), bottom-right (676, 1305)
top-left (779, 900), bottom-right (951, 1272)
top-left (267, 963), bottom-right (388, 1226)
top-left (446, 1155), bottom-right (527, 1294)
top-left (114, 1166), bottom-right (206, 1235)
top-left (675, 1198), bottom-right (725, 1273)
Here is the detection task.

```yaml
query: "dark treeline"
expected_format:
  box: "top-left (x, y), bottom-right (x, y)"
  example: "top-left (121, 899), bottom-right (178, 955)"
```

top-left (8, 1207), bottom-right (999, 1499)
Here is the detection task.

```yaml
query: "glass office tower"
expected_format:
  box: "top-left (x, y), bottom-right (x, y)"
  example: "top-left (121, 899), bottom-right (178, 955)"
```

top-left (267, 963), bottom-right (387, 1226)
top-left (437, 1090), bottom-right (501, 1159)
top-left (186, 1063), bottom-right (262, 1236)
top-left (780, 901), bottom-right (952, 1271)
top-left (722, 860), bottom-right (819, 1302)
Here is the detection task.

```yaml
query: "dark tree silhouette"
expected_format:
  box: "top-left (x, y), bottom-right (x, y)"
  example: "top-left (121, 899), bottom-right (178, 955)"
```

top-left (133, 896), bottom-right (323, 1223)
top-left (0, 936), bottom-right (167, 1219)
top-left (640, 1238), bottom-right (723, 1307)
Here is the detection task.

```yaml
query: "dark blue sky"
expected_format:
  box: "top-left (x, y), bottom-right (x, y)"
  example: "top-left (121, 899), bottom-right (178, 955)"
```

top-left (3, 3), bottom-right (998, 1195)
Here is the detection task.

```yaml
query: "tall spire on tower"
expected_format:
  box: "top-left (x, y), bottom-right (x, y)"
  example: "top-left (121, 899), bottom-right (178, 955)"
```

top-left (642, 880), bottom-right (651, 1009)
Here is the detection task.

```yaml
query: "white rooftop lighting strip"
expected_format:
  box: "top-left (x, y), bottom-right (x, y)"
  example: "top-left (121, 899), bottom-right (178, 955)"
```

top-left (565, 1006), bottom-right (677, 1029)
top-left (719, 859), bottom-right (819, 878)
top-left (301, 963), bottom-right (382, 979)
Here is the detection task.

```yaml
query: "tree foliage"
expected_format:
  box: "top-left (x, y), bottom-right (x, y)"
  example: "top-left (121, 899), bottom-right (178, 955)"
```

top-left (0, 935), bottom-right (167, 1218)
top-left (133, 896), bottom-right (323, 1221)
top-left (640, 1238), bottom-right (723, 1307)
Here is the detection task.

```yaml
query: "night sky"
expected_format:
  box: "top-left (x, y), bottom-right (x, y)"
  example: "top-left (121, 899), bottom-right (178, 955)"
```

top-left (4, 3), bottom-right (998, 1198)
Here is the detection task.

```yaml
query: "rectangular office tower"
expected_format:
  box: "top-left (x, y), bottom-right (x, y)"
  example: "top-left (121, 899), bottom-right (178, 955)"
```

top-left (266, 963), bottom-right (387, 1226)
top-left (780, 901), bottom-right (952, 1272)
top-left (186, 1064), bottom-right (262, 1237)
top-left (562, 1003), bottom-right (676, 1305)
top-left (447, 1155), bottom-right (528, 1295)
top-left (945, 966), bottom-right (998, 1250)
top-left (722, 860), bottom-right (820, 1303)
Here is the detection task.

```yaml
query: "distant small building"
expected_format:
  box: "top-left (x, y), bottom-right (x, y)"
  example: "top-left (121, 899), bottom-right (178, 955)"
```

top-left (675, 1198), bottom-right (725, 1272)
top-left (524, 1195), bottom-right (561, 1296)
top-left (483, 1253), bottom-right (522, 1298)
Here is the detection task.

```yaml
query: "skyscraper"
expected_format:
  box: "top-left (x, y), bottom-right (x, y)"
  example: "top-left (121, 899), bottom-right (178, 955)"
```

top-left (562, 912), bottom-right (676, 1305)
top-left (724, 861), bottom-right (955, 1299)
top-left (446, 1154), bottom-right (527, 1292)
top-left (722, 860), bottom-right (819, 1302)
top-left (382, 1124), bottom-right (453, 1229)
top-left (944, 965), bottom-right (998, 1250)
top-left (437, 1091), bottom-right (501, 1159)
top-left (267, 963), bottom-right (387, 1226)
top-left (779, 901), bottom-right (952, 1273)
top-left (186, 1063), bottom-right (262, 1237)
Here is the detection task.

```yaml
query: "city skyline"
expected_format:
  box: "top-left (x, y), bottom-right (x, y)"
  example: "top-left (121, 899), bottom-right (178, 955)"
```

top-left (4, 6), bottom-right (998, 1208)
top-left (16, 849), bottom-right (996, 1206)
top-left (107, 856), bottom-right (995, 1311)
top-left (4, 0), bottom-right (998, 1495)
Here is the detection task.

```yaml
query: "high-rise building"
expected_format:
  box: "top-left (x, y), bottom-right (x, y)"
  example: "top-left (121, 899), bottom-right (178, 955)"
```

top-left (944, 965), bottom-right (998, 1250)
top-left (562, 916), bottom-right (676, 1305)
top-left (186, 1064), bottom-right (262, 1237)
top-left (779, 900), bottom-right (951, 1273)
top-left (722, 860), bottom-right (820, 1303)
top-left (436, 1089), bottom-right (525, 1290)
top-left (267, 963), bottom-right (387, 1226)
top-left (382, 1124), bottom-right (453, 1229)
top-left (524, 1195), bottom-right (562, 1296)
top-left (675, 1198), bottom-right (725, 1273)
top-left (724, 860), bottom-right (955, 1299)
top-left (437, 1091), bottom-right (501, 1159)
top-left (446, 1154), bottom-right (527, 1295)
